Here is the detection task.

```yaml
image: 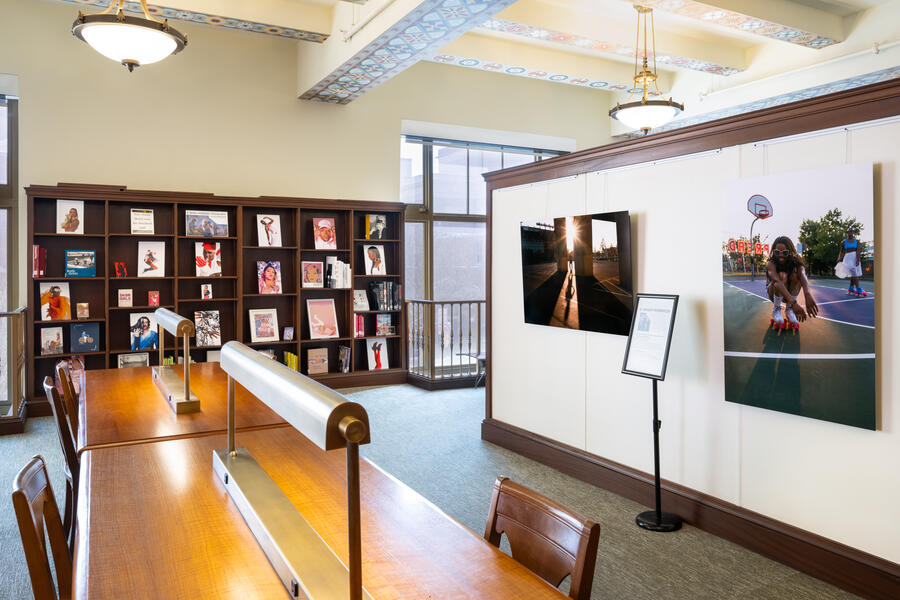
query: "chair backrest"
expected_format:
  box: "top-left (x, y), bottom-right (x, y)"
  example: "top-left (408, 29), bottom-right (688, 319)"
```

top-left (43, 377), bottom-right (79, 485)
top-left (12, 455), bottom-right (73, 600)
top-left (56, 365), bottom-right (80, 438)
top-left (484, 477), bottom-right (600, 600)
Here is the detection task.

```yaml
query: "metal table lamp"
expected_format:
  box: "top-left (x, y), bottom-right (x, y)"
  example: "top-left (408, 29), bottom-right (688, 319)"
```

top-left (152, 308), bottom-right (200, 413)
top-left (213, 341), bottom-right (373, 600)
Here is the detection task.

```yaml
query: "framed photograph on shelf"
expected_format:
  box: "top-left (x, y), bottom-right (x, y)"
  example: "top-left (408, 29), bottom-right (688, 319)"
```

top-left (65, 250), bottom-right (96, 277)
top-left (366, 337), bottom-right (389, 370)
top-left (307, 298), bottom-right (339, 339)
top-left (185, 210), bottom-right (229, 237)
top-left (622, 294), bottom-right (679, 380)
top-left (138, 241), bottom-right (165, 277)
top-left (39, 282), bottom-right (72, 321)
top-left (257, 214), bottom-right (282, 247)
top-left (76, 303), bottom-right (90, 319)
top-left (70, 322), bottom-right (100, 353)
top-left (301, 261), bottom-right (324, 288)
top-left (194, 310), bottom-right (222, 347)
top-left (283, 326), bottom-right (294, 342)
top-left (352, 290), bottom-right (370, 311)
top-left (56, 199), bottom-right (84, 234)
top-left (130, 208), bottom-right (155, 235)
top-left (201, 283), bottom-right (213, 299)
top-left (129, 312), bottom-right (159, 351)
top-left (313, 218), bottom-right (337, 249)
top-left (257, 260), bottom-right (282, 294)
top-left (117, 289), bottom-right (133, 307)
top-left (195, 242), bottom-right (222, 277)
top-left (40, 327), bottom-right (64, 355)
top-left (117, 352), bottom-right (149, 369)
top-left (248, 308), bottom-right (279, 343)
top-left (365, 214), bottom-right (387, 240)
top-left (363, 245), bottom-right (386, 275)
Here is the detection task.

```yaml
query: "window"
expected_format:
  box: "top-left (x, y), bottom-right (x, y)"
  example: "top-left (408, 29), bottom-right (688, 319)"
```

top-left (0, 96), bottom-right (17, 415)
top-left (401, 135), bottom-right (564, 300)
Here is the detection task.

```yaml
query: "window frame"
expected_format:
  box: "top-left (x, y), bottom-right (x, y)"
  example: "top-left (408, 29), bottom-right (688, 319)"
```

top-left (0, 96), bottom-right (18, 311)
top-left (402, 135), bottom-right (564, 300)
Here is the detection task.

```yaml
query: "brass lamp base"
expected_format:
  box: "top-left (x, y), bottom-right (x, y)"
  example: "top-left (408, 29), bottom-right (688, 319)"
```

top-left (152, 365), bottom-right (200, 414)
top-left (213, 448), bottom-right (374, 600)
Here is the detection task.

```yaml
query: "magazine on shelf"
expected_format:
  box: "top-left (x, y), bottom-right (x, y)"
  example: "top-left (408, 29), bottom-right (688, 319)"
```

top-left (70, 322), bottom-right (100, 353)
top-left (366, 337), bottom-right (389, 370)
top-left (194, 310), bottom-right (222, 347)
top-left (129, 312), bottom-right (158, 350)
top-left (375, 314), bottom-right (393, 336)
top-left (40, 327), bottom-right (64, 355)
top-left (353, 290), bottom-right (370, 311)
top-left (185, 210), bottom-right (229, 237)
top-left (365, 214), bottom-right (387, 240)
top-left (56, 199), bottom-right (84, 234)
top-left (257, 261), bottom-right (283, 294)
top-left (256, 214), bottom-right (282, 247)
top-left (65, 250), bottom-right (96, 277)
top-left (195, 242), bottom-right (222, 277)
top-left (138, 241), bottom-right (165, 277)
top-left (313, 218), bottom-right (337, 249)
top-left (307, 348), bottom-right (328, 374)
top-left (130, 208), bottom-right (155, 235)
top-left (301, 261), bottom-right (324, 288)
top-left (39, 282), bottom-right (72, 321)
top-left (362, 244), bottom-right (386, 275)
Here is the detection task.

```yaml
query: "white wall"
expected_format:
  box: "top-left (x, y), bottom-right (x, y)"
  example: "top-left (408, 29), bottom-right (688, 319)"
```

top-left (492, 118), bottom-right (899, 563)
top-left (0, 0), bottom-right (611, 305)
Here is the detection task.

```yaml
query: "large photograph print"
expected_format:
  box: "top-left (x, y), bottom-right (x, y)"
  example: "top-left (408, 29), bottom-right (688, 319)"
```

top-left (722, 162), bottom-right (875, 430)
top-left (520, 211), bottom-right (633, 336)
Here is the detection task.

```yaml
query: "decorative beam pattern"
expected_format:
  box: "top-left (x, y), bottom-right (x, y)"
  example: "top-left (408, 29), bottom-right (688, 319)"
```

top-left (613, 65), bottom-right (900, 139)
top-left (479, 18), bottom-right (742, 76)
top-left (301, 0), bottom-right (518, 103)
top-left (637, 0), bottom-right (838, 49)
top-left (427, 53), bottom-right (639, 92)
top-left (57, 0), bottom-right (329, 42)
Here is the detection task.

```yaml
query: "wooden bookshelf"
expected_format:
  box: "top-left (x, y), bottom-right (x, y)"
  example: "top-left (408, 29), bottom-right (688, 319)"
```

top-left (25, 184), bottom-right (406, 416)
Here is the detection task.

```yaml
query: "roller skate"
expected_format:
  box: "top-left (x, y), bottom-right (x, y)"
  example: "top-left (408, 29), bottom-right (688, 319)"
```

top-left (770, 300), bottom-right (785, 332)
top-left (785, 307), bottom-right (800, 335)
top-left (848, 285), bottom-right (856, 296)
top-left (856, 286), bottom-right (867, 297)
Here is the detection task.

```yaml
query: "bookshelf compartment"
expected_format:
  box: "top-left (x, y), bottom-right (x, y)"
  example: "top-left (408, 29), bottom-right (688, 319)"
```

top-left (242, 207), bottom-right (298, 248)
top-left (109, 202), bottom-right (175, 236)
top-left (34, 197), bottom-right (106, 236)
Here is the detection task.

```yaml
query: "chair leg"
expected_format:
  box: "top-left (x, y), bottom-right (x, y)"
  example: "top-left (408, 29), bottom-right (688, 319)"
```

top-left (63, 480), bottom-right (74, 555)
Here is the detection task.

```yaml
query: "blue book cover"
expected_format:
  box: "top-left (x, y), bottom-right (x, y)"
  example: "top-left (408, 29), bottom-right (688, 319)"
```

top-left (70, 322), bottom-right (100, 353)
top-left (65, 250), bottom-right (97, 277)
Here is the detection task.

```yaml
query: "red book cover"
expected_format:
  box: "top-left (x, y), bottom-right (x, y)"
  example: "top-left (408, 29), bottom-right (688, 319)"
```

top-left (33, 245), bottom-right (38, 278)
top-left (148, 291), bottom-right (160, 307)
top-left (39, 247), bottom-right (46, 277)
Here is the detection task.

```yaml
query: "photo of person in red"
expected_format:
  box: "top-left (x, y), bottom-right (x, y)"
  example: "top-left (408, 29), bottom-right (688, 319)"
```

top-left (195, 242), bottom-right (222, 276)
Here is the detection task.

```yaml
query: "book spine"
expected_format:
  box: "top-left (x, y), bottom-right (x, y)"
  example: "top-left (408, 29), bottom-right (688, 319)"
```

top-left (40, 247), bottom-right (46, 277)
top-left (33, 245), bottom-right (38, 278)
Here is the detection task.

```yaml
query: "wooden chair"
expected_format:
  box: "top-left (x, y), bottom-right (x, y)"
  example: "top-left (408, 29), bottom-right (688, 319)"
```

top-left (42, 377), bottom-right (79, 555)
top-left (56, 364), bottom-right (80, 439)
top-left (12, 455), bottom-right (73, 600)
top-left (484, 477), bottom-right (600, 600)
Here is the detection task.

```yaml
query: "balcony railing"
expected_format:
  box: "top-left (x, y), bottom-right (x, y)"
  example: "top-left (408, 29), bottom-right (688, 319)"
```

top-left (406, 299), bottom-right (485, 387)
top-left (1, 307), bottom-right (27, 428)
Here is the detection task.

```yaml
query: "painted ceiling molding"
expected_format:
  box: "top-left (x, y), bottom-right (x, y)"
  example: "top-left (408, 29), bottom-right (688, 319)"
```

top-left (479, 18), bottom-right (742, 76)
top-left (427, 53), bottom-right (651, 93)
top-left (613, 65), bottom-right (900, 139)
top-left (301, 0), bottom-right (518, 103)
top-left (56, 0), bottom-right (329, 42)
top-left (637, 0), bottom-right (838, 49)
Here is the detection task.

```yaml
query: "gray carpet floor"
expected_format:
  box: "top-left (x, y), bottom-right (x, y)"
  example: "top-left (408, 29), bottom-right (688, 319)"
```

top-left (0, 385), bottom-right (858, 599)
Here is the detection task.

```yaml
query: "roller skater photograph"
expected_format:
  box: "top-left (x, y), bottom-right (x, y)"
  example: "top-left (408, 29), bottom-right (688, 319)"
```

top-left (837, 227), bottom-right (866, 297)
top-left (765, 236), bottom-right (818, 335)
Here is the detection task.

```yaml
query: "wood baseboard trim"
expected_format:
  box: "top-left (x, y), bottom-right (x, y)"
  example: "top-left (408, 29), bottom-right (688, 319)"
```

top-left (0, 401), bottom-right (28, 435)
top-left (27, 397), bottom-right (51, 418)
top-left (481, 417), bottom-right (900, 600)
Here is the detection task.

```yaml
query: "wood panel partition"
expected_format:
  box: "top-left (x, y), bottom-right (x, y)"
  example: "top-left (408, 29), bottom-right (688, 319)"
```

top-left (482, 78), bottom-right (900, 600)
top-left (26, 184), bottom-right (407, 417)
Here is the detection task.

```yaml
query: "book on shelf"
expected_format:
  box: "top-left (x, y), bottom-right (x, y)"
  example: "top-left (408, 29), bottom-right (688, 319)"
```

top-left (76, 303), bottom-right (90, 319)
top-left (206, 350), bottom-right (221, 363)
top-left (339, 345), bottom-right (351, 373)
top-left (70, 322), bottom-right (100, 353)
top-left (39, 282), bottom-right (72, 320)
top-left (283, 351), bottom-right (298, 371)
top-left (57, 200), bottom-right (84, 235)
top-left (307, 348), bottom-right (328, 375)
top-left (185, 210), bottom-right (229, 237)
top-left (118, 289), bottom-right (133, 308)
top-left (367, 281), bottom-right (401, 311)
top-left (130, 209), bottom-right (155, 235)
top-left (114, 262), bottom-right (127, 277)
top-left (313, 218), bottom-right (337, 250)
top-left (65, 250), bottom-right (97, 277)
top-left (33, 245), bottom-right (46, 278)
top-left (366, 337), bottom-right (389, 370)
top-left (324, 256), bottom-right (351, 288)
top-left (148, 291), bottom-right (160, 307)
top-left (257, 214), bottom-right (282, 247)
top-left (365, 214), bottom-right (387, 240)
top-left (40, 327), bottom-right (64, 355)
top-left (354, 314), bottom-right (365, 338)
top-left (138, 241), bottom-right (165, 277)
top-left (375, 314), bottom-right (394, 336)
top-left (194, 310), bottom-right (222, 347)
top-left (353, 290), bottom-right (369, 311)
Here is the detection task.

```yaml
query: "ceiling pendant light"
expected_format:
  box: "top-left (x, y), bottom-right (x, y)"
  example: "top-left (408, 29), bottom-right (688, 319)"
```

top-left (609, 5), bottom-right (683, 134)
top-left (72, 0), bottom-right (187, 72)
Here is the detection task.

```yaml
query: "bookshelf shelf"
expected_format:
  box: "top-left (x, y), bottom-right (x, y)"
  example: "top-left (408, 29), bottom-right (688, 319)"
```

top-left (26, 185), bottom-right (405, 415)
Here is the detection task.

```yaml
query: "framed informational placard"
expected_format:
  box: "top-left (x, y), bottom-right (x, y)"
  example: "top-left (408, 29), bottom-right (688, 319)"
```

top-left (622, 294), bottom-right (678, 380)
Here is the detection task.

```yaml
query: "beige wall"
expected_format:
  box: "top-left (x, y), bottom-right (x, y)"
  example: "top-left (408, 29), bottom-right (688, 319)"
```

top-left (1, 0), bottom-right (611, 303)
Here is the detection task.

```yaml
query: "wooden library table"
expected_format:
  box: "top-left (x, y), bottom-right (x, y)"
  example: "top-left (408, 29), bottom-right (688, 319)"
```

top-left (74, 427), bottom-right (566, 599)
top-left (77, 363), bottom-right (288, 455)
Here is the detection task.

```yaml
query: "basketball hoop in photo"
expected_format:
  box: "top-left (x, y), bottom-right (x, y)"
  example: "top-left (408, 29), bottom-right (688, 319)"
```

top-left (747, 194), bottom-right (773, 219)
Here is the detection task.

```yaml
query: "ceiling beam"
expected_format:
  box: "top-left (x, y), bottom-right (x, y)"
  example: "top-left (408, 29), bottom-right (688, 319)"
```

top-left (298, 0), bottom-right (519, 103)
top-left (54, 0), bottom-right (332, 41)
top-left (429, 31), bottom-right (675, 93)
top-left (490, 0), bottom-right (745, 75)
top-left (637, 0), bottom-right (843, 49)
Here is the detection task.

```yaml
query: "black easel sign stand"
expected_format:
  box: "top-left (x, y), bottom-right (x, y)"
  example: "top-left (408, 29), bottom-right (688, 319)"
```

top-left (621, 293), bottom-right (681, 532)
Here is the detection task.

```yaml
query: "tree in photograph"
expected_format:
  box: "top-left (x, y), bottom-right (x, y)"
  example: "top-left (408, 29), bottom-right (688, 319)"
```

top-left (799, 209), bottom-right (863, 276)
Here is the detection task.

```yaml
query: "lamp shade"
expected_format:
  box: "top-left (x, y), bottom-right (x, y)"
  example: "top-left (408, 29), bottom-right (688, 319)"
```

top-left (609, 100), bottom-right (683, 132)
top-left (73, 13), bottom-right (186, 70)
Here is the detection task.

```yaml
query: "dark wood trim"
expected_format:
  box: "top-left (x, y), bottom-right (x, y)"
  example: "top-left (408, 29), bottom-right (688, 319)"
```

top-left (407, 372), bottom-right (481, 391)
top-left (26, 397), bottom-right (51, 418)
top-left (0, 400), bottom-right (27, 434)
top-left (483, 78), bottom-right (900, 189)
top-left (482, 418), bottom-right (900, 600)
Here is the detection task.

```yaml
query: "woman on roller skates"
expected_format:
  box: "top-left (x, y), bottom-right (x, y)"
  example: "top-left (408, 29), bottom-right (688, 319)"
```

top-left (766, 236), bottom-right (818, 332)
top-left (837, 227), bottom-right (866, 297)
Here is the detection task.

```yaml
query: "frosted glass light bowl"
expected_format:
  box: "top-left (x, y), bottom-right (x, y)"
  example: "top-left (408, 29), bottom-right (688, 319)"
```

top-left (73, 13), bottom-right (186, 71)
